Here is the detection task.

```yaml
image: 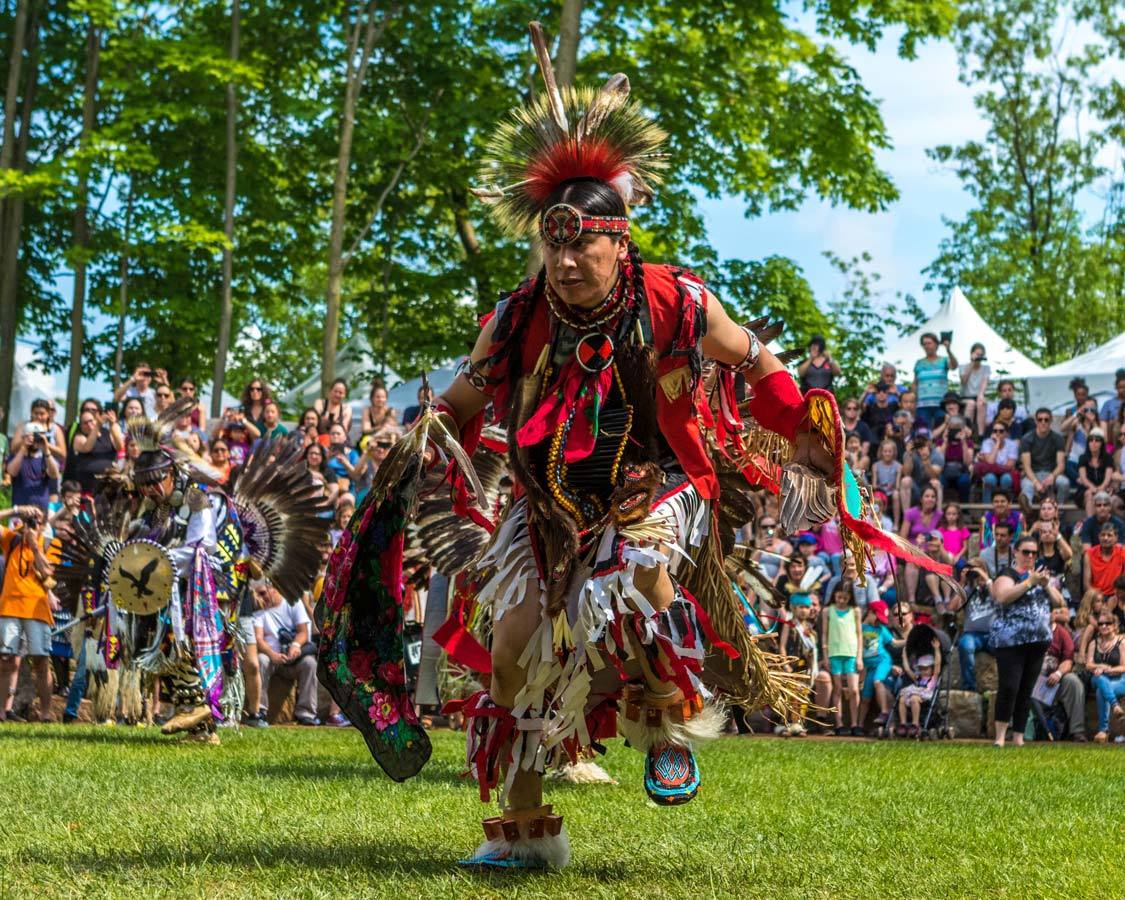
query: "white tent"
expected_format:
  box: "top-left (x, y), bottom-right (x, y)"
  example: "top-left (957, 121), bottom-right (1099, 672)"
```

top-left (279, 333), bottom-right (401, 411)
top-left (8, 342), bottom-right (59, 423)
top-left (1026, 331), bottom-right (1125, 411)
top-left (879, 287), bottom-right (1044, 382)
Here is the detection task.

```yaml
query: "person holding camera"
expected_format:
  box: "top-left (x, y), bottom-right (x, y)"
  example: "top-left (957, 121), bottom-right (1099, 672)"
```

top-left (68, 402), bottom-right (123, 494)
top-left (0, 505), bottom-right (60, 722)
top-left (934, 412), bottom-right (974, 504)
top-left (113, 362), bottom-right (167, 418)
top-left (253, 580), bottom-right (320, 726)
top-left (947, 559), bottom-right (995, 691)
top-left (797, 335), bottom-right (841, 394)
top-left (6, 403), bottom-right (61, 513)
top-left (912, 332), bottom-right (958, 429)
top-left (212, 407), bottom-right (259, 467)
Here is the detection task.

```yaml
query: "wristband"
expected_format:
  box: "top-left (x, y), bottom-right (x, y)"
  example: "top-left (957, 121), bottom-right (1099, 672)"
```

top-left (716, 325), bottom-right (760, 375)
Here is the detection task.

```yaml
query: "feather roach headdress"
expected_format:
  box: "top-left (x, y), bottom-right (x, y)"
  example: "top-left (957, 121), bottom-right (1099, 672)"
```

top-left (128, 396), bottom-right (222, 487)
top-left (473, 22), bottom-right (667, 240)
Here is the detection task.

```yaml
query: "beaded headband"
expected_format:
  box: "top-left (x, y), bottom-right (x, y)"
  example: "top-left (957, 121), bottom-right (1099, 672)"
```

top-left (540, 203), bottom-right (630, 246)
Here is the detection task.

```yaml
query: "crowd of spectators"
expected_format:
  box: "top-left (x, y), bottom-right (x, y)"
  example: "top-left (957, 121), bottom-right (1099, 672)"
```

top-left (0, 364), bottom-right (421, 727)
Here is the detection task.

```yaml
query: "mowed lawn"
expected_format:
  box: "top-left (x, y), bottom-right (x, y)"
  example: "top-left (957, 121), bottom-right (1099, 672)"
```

top-left (0, 725), bottom-right (1122, 899)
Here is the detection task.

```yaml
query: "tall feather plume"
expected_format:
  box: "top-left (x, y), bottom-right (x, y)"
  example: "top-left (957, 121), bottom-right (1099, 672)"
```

top-left (126, 395), bottom-right (197, 453)
top-left (232, 434), bottom-right (332, 600)
top-left (473, 26), bottom-right (667, 239)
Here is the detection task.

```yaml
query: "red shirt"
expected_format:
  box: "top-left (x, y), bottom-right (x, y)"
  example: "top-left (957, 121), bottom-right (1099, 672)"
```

top-left (1086, 544), bottom-right (1125, 595)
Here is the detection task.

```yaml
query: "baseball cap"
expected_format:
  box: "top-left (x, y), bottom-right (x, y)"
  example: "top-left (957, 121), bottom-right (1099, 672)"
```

top-left (796, 533), bottom-right (818, 546)
top-left (867, 600), bottom-right (889, 625)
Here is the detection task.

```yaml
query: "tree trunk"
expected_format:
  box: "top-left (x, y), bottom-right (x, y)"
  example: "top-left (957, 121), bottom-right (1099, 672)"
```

top-left (451, 188), bottom-right (491, 312)
top-left (523, 0), bottom-right (583, 278)
top-left (323, 2), bottom-right (388, 396)
top-left (65, 21), bottom-right (101, 427)
top-left (113, 186), bottom-right (133, 393)
top-left (0, 0), bottom-right (34, 436)
top-left (212, 0), bottom-right (240, 418)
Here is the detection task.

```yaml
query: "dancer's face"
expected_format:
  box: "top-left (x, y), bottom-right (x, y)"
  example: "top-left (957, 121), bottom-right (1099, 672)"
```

top-left (543, 232), bottom-right (630, 309)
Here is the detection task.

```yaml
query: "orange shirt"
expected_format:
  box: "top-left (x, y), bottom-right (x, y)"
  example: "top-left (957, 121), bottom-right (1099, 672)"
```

top-left (0, 526), bottom-right (60, 625)
top-left (1086, 544), bottom-right (1125, 596)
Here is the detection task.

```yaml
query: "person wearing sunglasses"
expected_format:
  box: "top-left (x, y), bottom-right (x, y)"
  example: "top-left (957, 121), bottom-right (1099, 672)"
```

top-left (1019, 407), bottom-right (1070, 507)
top-left (989, 535), bottom-right (1063, 747)
top-left (1085, 613), bottom-right (1125, 742)
top-left (176, 377), bottom-right (205, 430)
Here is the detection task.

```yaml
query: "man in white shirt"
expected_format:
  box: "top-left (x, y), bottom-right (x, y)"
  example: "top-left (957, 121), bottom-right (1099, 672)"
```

top-left (253, 581), bottom-right (320, 725)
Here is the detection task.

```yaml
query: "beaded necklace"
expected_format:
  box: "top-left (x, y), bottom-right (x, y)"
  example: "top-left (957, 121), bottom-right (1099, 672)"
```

top-left (544, 270), bottom-right (628, 332)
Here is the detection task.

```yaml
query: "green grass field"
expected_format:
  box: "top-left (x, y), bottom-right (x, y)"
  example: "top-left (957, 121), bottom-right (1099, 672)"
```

top-left (1, 725), bottom-right (1122, 898)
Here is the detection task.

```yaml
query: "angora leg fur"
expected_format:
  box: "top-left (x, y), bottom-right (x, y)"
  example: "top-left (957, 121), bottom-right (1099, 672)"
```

top-left (550, 760), bottom-right (618, 785)
top-left (467, 822), bottom-right (571, 869)
top-left (618, 702), bottom-right (727, 752)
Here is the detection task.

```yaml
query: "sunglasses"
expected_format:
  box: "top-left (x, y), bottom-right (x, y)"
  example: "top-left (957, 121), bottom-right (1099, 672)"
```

top-left (375, 440), bottom-right (393, 449)
top-left (180, 385), bottom-right (195, 393)
top-left (156, 391), bottom-right (172, 398)
top-left (1018, 548), bottom-right (1037, 556)
top-left (992, 428), bottom-right (1006, 434)
top-left (212, 447), bottom-right (229, 454)
top-left (1036, 417), bottom-right (1052, 424)
top-left (248, 386), bottom-right (263, 392)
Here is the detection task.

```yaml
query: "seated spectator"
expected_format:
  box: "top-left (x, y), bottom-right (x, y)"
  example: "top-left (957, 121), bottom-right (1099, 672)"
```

top-left (794, 534), bottom-right (830, 592)
top-left (986, 380), bottom-right (1029, 439)
top-left (170, 410), bottom-right (207, 455)
top-left (797, 335), bottom-right (841, 393)
top-left (303, 442), bottom-right (338, 509)
top-left (1073, 589), bottom-right (1106, 665)
top-left (949, 559), bottom-right (995, 691)
top-left (176, 376), bottom-right (206, 429)
top-left (253, 581), bottom-right (320, 726)
top-left (1061, 400), bottom-right (1099, 485)
top-left (976, 418), bottom-right (1021, 501)
top-left (934, 414), bottom-right (973, 503)
top-left (153, 383), bottom-right (175, 416)
top-left (207, 439), bottom-right (232, 485)
top-left (861, 382), bottom-right (897, 440)
top-left (1019, 409), bottom-right (1070, 506)
top-left (900, 433), bottom-right (943, 513)
top-left (929, 392), bottom-right (964, 443)
top-left (1084, 521), bottom-right (1125, 597)
top-left (898, 390), bottom-right (919, 427)
top-left (840, 397), bottom-right (875, 458)
top-left (862, 363), bottom-right (906, 406)
top-left (361, 379), bottom-right (398, 434)
top-left (1098, 372), bottom-right (1125, 424)
top-left (1029, 495), bottom-right (1067, 541)
top-left (896, 628), bottom-right (942, 738)
top-left (1111, 422), bottom-right (1125, 510)
top-left (259, 400), bottom-right (288, 441)
top-left (870, 440), bottom-right (902, 527)
top-left (48, 481), bottom-right (82, 538)
top-left (120, 396), bottom-right (145, 422)
top-left (899, 486), bottom-right (942, 604)
top-left (299, 407), bottom-right (321, 434)
top-left (958, 342), bottom-right (990, 434)
top-left (1079, 492), bottom-right (1125, 549)
top-left (938, 502), bottom-right (970, 562)
top-left (68, 404), bottom-right (122, 494)
top-left (401, 384), bottom-right (433, 429)
top-left (324, 423), bottom-right (360, 492)
top-left (1086, 613), bottom-right (1125, 743)
top-left (753, 514), bottom-right (792, 582)
top-left (1113, 576), bottom-right (1125, 630)
top-left (1036, 518), bottom-right (1073, 608)
top-left (314, 378), bottom-right (352, 437)
top-left (6, 406), bottom-right (61, 513)
top-left (240, 379), bottom-right (272, 434)
top-left (844, 433), bottom-right (870, 481)
top-left (912, 332), bottom-right (957, 429)
top-left (329, 495), bottom-right (356, 547)
top-left (0, 506), bottom-right (59, 722)
top-left (980, 521), bottom-right (1016, 577)
top-left (980, 490), bottom-right (1023, 549)
top-left (1076, 429), bottom-right (1113, 516)
top-left (775, 556), bottom-right (814, 606)
top-left (1041, 594), bottom-right (1087, 741)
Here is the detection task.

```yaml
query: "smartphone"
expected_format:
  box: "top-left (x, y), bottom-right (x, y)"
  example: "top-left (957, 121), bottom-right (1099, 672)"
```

top-left (940, 330), bottom-right (953, 345)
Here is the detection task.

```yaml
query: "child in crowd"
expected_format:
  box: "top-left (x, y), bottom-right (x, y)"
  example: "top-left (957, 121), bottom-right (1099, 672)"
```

top-left (821, 580), bottom-right (863, 736)
top-left (815, 516), bottom-right (845, 578)
top-left (938, 502), bottom-right (971, 562)
top-left (859, 599), bottom-right (896, 732)
top-left (776, 593), bottom-right (823, 736)
top-left (896, 628), bottom-right (943, 738)
top-left (845, 433), bottom-right (870, 481)
top-left (871, 440), bottom-right (903, 527)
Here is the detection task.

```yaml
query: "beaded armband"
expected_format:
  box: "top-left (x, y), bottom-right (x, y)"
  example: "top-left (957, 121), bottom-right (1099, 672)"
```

top-left (716, 325), bottom-right (761, 374)
top-left (459, 358), bottom-right (497, 394)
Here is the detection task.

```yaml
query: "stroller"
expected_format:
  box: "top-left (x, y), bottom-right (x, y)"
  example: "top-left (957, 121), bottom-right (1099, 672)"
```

top-left (881, 621), bottom-right (956, 740)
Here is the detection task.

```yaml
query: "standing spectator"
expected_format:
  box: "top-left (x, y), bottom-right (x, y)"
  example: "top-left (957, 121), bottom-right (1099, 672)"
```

top-left (120, 396), bottom-right (145, 422)
top-left (253, 581), bottom-right (320, 726)
top-left (912, 332), bottom-right (957, 428)
top-left (10, 399), bottom-right (67, 482)
top-left (324, 423), bottom-right (360, 493)
top-left (314, 378), bottom-right (352, 436)
top-left (1083, 521), bottom-right (1125, 597)
top-left (950, 559), bottom-right (995, 691)
top-left (259, 400), bottom-right (288, 442)
top-left (213, 408), bottom-right (258, 466)
top-left (1098, 372), bottom-right (1125, 424)
top-left (797, 335), bottom-right (841, 393)
top-left (176, 376), bottom-right (206, 429)
top-left (858, 599), bottom-right (896, 731)
top-left (820, 580), bottom-right (863, 736)
top-left (862, 363), bottom-right (906, 406)
top-left (207, 439), bottom-right (232, 485)
top-left (1042, 595), bottom-right (1087, 741)
top-left (959, 342), bottom-right (991, 434)
top-left (989, 535), bottom-right (1060, 747)
top-left (401, 385), bottom-right (435, 429)
top-left (153, 383), bottom-right (175, 415)
top-left (861, 383), bottom-right (897, 441)
top-left (934, 415), bottom-right (973, 503)
top-left (986, 380), bottom-right (1030, 439)
top-left (938, 503), bottom-right (970, 561)
top-left (113, 362), bottom-right (164, 418)
top-left (980, 521), bottom-right (1016, 577)
top-left (239, 379), bottom-right (271, 434)
top-left (1086, 613), bottom-right (1125, 743)
top-left (1063, 377), bottom-right (1091, 419)
top-left (974, 420), bottom-right (1020, 503)
top-left (299, 408), bottom-right (321, 434)
top-left (1079, 492), bottom-right (1125, 549)
top-left (6, 411), bottom-right (60, 513)
top-left (69, 405), bottom-right (123, 494)
top-left (1075, 429), bottom-right (1113, 516)
top-left (0, 506), bottom-right (59, 722)
top-left (360, 379), bottom-right (397, 434)
top-left (1019, 409), bottom-right (1070, 507)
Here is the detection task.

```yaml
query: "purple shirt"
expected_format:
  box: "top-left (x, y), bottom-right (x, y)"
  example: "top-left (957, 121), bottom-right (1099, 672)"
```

top-left (904, 506), bottom-right (942, 543)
